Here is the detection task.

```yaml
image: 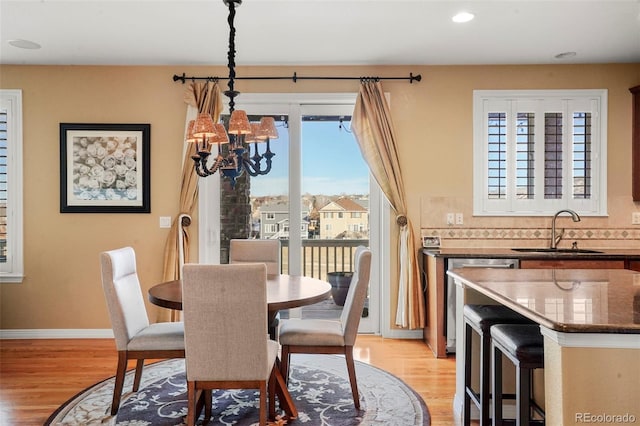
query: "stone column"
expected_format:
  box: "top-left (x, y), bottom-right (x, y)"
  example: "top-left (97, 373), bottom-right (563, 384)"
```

top-left (219, 172), bottom-right (251, 263)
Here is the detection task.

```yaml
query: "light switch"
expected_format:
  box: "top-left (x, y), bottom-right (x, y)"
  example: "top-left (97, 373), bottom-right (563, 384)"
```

top-left (159, 216), bottom-right (172, 228)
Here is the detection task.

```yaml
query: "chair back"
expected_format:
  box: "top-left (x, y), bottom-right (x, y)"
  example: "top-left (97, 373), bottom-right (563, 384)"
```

top-left (340, 246), bottom-right (372, 345)
top-left (100, 247), bottom-right (150, 351)
top-left (229, 239), bottom-right (280, 275)
top-left (182, 263), bottom-right (270, 381)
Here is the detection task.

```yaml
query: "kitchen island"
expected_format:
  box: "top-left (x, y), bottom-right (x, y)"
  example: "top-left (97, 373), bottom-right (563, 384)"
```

top-left (447, 268), bottom-right (640, 426)
top-left (424, 248), bottom-right (640, 358)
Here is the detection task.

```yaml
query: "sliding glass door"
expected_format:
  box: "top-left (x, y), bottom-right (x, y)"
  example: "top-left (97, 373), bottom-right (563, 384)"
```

top-left (198, 93), bottom-right (384, 333)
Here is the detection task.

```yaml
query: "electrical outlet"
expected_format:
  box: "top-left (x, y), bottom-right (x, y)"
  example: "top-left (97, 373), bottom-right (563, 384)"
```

top-left (455, 213), bottom-right (464, 225)
top-left (633, 212), bottom-right (640, 225)
top-left (446, 213), bottom-right (455, 225)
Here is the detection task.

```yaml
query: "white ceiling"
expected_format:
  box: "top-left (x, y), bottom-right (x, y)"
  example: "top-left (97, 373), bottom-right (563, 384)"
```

top-left (1, 0), bottom-right (639, 66)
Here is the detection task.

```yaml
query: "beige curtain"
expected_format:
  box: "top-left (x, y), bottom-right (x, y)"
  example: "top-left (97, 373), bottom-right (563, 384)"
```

top-left (157, 81), bottom-right (223, 322)
top-left (351, 80), bottom-right (425, 329)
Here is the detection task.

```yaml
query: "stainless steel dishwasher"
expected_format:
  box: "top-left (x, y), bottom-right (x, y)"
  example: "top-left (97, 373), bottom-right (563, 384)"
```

top-left (445, 258), bottom-right (519, 353)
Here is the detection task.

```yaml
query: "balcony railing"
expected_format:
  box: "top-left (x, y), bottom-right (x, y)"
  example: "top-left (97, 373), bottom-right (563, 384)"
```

top-left (278, 239), bottom-right (369, 281)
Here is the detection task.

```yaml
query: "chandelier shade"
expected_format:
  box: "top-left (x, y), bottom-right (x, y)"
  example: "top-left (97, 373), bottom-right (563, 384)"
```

top-left (185, 0), bottom-right (278, 187)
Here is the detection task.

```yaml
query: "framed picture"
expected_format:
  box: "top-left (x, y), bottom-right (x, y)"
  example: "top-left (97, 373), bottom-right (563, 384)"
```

top-left (422, 235), bottom-right (441, 249)
top-left (60, 123), bottom-right (150, 213)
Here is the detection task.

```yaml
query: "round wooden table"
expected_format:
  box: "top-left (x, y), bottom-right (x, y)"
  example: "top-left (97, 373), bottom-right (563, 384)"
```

top-left (148, 274), bottom-right (332, 325)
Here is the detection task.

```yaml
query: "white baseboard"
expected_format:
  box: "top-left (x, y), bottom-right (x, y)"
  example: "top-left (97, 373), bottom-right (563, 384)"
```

top-left (0, 329), bottom-right (114, 339)
top-left (382, 328), bottom-right (423, 339)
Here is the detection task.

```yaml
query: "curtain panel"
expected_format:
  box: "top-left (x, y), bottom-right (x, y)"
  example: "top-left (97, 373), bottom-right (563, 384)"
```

top-left (351, 80), bottom-right (425, 329)
top-left (157, 81), bottom-right (223, 322)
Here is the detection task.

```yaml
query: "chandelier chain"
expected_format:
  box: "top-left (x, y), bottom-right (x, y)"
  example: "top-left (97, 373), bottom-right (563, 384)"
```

top-left (225, 0), bottom-right (239, 112)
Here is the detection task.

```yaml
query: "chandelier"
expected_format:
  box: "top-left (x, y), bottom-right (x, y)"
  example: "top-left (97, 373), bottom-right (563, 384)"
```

top-left (185, 0), bottom-right (277, 188)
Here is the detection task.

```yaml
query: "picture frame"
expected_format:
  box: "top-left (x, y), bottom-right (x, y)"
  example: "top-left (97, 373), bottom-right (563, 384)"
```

top-left (60, 123), bottom-right (150, 213)
top-left (422, 235), bottom-right (441, 249)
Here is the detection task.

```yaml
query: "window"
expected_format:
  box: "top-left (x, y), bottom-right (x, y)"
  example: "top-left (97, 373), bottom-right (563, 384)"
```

top-left (266, 213), bottom-right (275, 220)
top-left (264, 224), bottom-right (277, 233)
top-left (0, 90), bottom-right (24, 283)
top-left (473, 90), bottom-right (607, 216)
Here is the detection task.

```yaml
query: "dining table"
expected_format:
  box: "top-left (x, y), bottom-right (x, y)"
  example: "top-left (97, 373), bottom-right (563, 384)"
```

top-left (148, 273), bottom-right (332, 326)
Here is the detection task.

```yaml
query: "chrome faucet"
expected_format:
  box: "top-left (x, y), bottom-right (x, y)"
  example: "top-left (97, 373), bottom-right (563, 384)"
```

top-left (550, 209), bottom-right (581, 249)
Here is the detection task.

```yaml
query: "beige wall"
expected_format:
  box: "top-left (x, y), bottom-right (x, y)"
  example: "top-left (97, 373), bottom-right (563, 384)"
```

top-left (1, 64), bottom-right (639, 331)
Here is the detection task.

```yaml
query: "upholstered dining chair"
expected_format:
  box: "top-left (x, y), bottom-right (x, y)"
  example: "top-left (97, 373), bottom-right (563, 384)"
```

top-left (182, 263), bottom-right (296, 426)
top-left (100, 246), bottom-right (185, 416)
top-left (278, 246), bottom-right (372, 410)
top-left (229, 238), bottom-right (281, 275)
top-left (230, 238), bottom-right (282, 338)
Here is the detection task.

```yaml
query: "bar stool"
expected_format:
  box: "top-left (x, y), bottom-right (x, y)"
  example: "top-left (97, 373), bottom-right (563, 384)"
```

top-left (491, 324), bottom-right (545, 426)
top-left (463, 304), bottom-right (533, 426)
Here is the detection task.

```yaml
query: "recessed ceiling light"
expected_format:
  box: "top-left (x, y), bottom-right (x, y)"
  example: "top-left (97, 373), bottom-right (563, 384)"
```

top-left (554, 51), bottom-right (577, 59)
top-left (8, 39), bottom-right (41, 50)
top-left (452, 12), bottom-right (475, 23)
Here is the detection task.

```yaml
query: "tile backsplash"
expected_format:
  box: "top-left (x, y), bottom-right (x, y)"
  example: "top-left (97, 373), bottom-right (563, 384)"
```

top-left (420, 195), bottom-right (640, 249)
top-left (421, 227), bottom-right (640, 249)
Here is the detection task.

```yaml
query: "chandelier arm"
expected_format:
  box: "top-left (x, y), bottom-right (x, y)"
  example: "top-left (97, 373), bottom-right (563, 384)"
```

top-left (191, 155), bottom-right (210, 177)
top-left (204, 154), bottom-right (226, 175)
top-left (241, 157), bottom-right (262, 177)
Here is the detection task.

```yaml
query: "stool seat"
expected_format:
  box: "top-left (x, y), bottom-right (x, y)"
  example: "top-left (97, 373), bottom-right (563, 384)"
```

top-left (464, 304), bottom-right (533, 331)
top-left (491, 324), bottom-right (544, 367)
top-left (462, 305), bottom-right (533, 426)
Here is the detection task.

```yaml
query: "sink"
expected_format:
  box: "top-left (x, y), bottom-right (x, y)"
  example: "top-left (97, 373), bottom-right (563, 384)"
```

top-left (512, 248), bottom-right (603, 254)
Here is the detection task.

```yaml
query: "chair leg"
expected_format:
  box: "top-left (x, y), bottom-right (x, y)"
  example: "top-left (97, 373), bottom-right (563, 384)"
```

top-left (259, 381), bottom-right (267, 426)
top-left (204, 389), bottom-right (212, 421)
top-left (268, 367), bottom-right (276, 420)
top-left (492, 344), bottom-right (503, 426)
top-left (111, 351), bottom-right (128, 416)
top-left (280, 345), bottom-right (291, 385)
top-left (463, 323), bottom-right (472, 426)
top-left (517, 366), bottom-right (531, 425)
top-left (132, 359), bottom-right (144, 392)
top-left (273, 363), bottom-right (298, 419)
top-left (186, 381), bottom-right (197, 426)
top-left (344, 346), bottom-right (361, 410)
top-left (480, 333), bottom-right (491, 426)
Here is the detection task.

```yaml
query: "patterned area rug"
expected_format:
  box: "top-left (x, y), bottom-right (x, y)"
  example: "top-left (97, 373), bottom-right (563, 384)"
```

top-left (46, 354), bottom-right (430, 425)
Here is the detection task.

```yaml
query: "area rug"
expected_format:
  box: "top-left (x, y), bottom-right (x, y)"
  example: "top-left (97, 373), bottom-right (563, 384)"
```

top-left (46, 354), bottom-right (430, 425)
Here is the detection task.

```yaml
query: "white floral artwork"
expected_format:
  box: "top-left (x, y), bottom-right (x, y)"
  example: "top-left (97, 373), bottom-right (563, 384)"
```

top-left (71, 135), bottom-right (139, 202)
top-left (60, 124), bottom-right (150, 213)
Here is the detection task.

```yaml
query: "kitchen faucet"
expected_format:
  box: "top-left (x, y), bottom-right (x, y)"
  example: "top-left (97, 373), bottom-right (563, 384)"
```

top-left (550, 209), bottom-right (581, 249)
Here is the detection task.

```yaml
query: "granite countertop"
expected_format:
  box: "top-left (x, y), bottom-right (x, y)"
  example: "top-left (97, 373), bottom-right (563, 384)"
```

top-left (447, 268), bottom-right (640, 334)
top-left (423, 247), bottom-right (640, 259)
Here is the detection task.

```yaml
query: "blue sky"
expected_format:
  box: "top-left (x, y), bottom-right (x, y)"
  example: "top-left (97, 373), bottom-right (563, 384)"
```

top-left (250, 120), bottom-right (370, 197)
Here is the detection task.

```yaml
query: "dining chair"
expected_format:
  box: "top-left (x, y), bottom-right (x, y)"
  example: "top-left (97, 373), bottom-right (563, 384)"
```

top-left (229, 238), bottom-right (281, 275)
top-left (100, 246), bottom-right (185, 416)
top-left (278, 245), bottom-right (372, 410)
top-left (229, 238), bottom-right (281, 338)
top-left (182, 263), bottom-right (297, 426)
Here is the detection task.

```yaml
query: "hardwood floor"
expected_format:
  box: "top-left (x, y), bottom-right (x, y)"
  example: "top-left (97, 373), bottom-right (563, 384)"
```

top-left (0, 335), bottom-right (460, 425)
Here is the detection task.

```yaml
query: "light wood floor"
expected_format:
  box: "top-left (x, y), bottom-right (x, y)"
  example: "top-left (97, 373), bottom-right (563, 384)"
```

top-left (0, 335), bottom-right (460, 425)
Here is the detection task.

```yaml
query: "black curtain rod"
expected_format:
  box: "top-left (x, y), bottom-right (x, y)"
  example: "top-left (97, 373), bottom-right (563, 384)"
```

top-left (172, 71), bottom-right (421, 84)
